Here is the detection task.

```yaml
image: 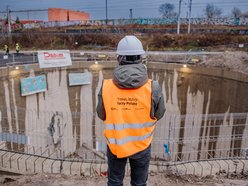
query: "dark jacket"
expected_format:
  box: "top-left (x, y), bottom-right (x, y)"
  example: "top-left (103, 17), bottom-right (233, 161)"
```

top-left (96, 63), bottom-right (165, 120)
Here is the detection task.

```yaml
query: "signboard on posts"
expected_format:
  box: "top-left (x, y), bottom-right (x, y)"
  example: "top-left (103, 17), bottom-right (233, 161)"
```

top-left (20, 75), bottom-right (47, 96)
top-left (38, 50), bottom-right (72, 68)
top-left (68, 72), bottom-right (92, 86)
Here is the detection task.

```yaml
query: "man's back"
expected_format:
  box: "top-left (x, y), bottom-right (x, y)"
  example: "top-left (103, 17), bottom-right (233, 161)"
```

top-left (96, 35), bottom-right (165, 186)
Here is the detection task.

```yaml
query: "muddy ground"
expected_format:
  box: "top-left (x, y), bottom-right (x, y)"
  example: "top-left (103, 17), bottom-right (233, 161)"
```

top-left (0, 51), bottom-right (248, 185)
top-left (1, 171), bottom-right (248, 186)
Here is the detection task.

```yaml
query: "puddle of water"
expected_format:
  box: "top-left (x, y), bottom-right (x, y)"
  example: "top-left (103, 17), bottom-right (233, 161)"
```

top-left (0, 64), bottom-right (248, 161)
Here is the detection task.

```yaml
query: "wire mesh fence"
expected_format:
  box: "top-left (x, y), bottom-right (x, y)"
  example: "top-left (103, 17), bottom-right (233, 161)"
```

top-left (159, 113), bottom-right (248, 162)
top-left (0, 106), bottom-right (247, 176)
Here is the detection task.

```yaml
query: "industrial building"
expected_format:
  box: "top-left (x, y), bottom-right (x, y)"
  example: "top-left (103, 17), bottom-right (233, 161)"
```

top-left (48, 8), bottom-right (90, 22)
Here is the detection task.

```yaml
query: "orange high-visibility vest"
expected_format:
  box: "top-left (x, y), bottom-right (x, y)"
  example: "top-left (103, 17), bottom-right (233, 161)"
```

top-left (102, 79), bottom-right (157, 158)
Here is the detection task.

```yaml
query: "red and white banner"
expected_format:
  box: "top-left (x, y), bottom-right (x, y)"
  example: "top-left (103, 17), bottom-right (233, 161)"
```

top-left (38, 50), bottom-right (72, 68)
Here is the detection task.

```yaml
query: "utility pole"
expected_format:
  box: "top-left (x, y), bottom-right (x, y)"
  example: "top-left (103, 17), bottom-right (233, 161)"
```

top-left (188, 0), bottom-right (192, 33)
top-left (105, 0), bottom-right (108, 24)
top-left (177, 0), bottom-right (182, 34)
top-left (7, 6), bottom-right (12, 34)
top-left (129, 9), bottom-right (133, 19)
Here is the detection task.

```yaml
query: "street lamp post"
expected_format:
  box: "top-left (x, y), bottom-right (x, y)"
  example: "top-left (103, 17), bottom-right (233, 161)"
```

top-left (177, 0), bottom-right (182, 34)
top-left (7, 6), bottom-right (12, 34)
top-left (188, 0), bottom-right (192, 33)
top-left (105, 0), bottom-right (108, 25)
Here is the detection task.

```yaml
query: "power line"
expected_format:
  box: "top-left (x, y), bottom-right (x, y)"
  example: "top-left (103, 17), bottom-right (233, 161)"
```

top-left (0, 2), bottom-right (247, 13)
top-left (0, 1), bottom-right (247, 20)
top-left (0, 9), bottom-right (47, 14)
top-left (3, 1), bottom-right (245, 11)
top-left (19, 0), bottom-right (247, 8)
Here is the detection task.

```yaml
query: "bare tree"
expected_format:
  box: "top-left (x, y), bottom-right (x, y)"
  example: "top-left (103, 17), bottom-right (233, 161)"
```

top-left (158, 3), bottom-right (177, 18)
top-left (242, 11), bottom-right (248, 18)
top-left (15, 16), bottom-right (20, 24)
top-left (232, 7), bottom-right (242, 18)
top-left (204, 3), bottom-right (222, 19)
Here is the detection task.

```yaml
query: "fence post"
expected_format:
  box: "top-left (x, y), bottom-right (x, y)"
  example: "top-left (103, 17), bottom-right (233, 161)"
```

top-left (60, 159), bottom-right (63, 173)
top-left (33, 52), bottom-right (35, 63)
top-left (12, 54), bottom-right (15, 64)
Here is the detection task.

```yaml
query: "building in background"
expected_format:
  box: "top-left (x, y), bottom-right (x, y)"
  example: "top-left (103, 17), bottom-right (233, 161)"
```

top-left (1, 18), bottom-right (23, 33)
top-left (48, 8), bottom-right (90, 22)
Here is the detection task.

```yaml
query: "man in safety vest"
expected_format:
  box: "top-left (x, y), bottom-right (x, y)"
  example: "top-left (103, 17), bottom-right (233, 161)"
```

top-left (15, 43), bottom-right (20, 55)
top-left (4, 44), bottom-right (9, 55)
top-left (97, 35), bottom-right (165, 186)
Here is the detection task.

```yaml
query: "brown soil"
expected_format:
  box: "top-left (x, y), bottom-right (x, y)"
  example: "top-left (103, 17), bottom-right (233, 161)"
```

top-left (199, 51), bottom-right (248, 75)
top-left (1, 172), bottom-right (248, 186)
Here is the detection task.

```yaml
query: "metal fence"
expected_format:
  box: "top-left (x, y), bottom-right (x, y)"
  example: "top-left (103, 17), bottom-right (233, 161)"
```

top-left (0, 51), bottom-right (115, 67)
top-left (0, 106), bottom-right (247, 176)
top-left (0, 50), bottom-right (216, 67)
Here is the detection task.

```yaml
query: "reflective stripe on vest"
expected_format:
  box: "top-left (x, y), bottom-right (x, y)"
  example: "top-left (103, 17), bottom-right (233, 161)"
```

top-left (107, 131), bottom-right (154, 146)
top-left (102, 79), bottom-right (157, 158)
top-left (105, 121), bottom-right (155, 130)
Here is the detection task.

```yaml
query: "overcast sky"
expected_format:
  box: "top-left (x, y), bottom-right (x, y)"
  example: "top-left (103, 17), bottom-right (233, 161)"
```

top-left (0, 0), bottom-right (248, 21)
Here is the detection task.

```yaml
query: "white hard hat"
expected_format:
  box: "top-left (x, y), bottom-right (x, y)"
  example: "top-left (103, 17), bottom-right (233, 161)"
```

top-left (117, 35), bottom-right (145, 56)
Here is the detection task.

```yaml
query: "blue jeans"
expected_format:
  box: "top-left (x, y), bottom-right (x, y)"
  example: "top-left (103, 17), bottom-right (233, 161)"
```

top-left (107, 145), bottom-right (151, 186)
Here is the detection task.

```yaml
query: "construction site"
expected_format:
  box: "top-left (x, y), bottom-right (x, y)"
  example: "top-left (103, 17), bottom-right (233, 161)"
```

top-left (0, 50), bottom-right (247, 186)
top-left (0, 1), bottom-right (248, 186)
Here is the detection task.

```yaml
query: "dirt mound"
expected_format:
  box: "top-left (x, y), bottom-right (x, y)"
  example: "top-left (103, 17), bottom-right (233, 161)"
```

top-left (199, 51), bottom-right (248, 74)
